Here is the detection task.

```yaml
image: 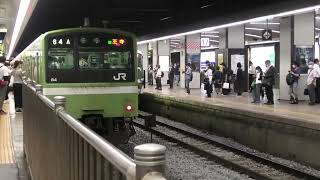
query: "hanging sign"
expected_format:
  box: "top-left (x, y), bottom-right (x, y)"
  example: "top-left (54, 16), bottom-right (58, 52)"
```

top-left (262, 29), bottom-right (272, 41)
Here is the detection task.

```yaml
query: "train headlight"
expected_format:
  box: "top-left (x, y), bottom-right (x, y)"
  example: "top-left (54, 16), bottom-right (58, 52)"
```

top-left (126, 105), bottom-right (133, 112)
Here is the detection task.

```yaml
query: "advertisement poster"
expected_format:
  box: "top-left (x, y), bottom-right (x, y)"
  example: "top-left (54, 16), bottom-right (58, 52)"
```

top-left (187, 53), bottom-right (200, 71)
top-left (250, 46), bottom-right (275, 72)
top-left (159, 56), bottom-right (170, 71)
top-left (200, 51), bottom-right (215, 70)
top-left (217, 54), bottom-right (224, 72)
top-left (295, 47), bottom-right (313, 74)
top-left (231, 55), bottom-right (245, 74)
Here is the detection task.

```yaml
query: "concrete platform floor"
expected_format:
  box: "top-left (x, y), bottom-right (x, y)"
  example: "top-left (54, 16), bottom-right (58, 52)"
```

top-left (142, 85), bottom-right (320, 129)
top-left (0, 93), bottom-right (29, 180)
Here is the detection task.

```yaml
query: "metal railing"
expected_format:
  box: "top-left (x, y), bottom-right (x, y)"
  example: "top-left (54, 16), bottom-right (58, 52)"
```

top-left (22, 80), bottom-right (166, 180)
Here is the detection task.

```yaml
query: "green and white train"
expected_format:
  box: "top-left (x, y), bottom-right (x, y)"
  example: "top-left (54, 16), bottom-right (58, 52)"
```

top-left (14, 27), bottom-right (142, 143)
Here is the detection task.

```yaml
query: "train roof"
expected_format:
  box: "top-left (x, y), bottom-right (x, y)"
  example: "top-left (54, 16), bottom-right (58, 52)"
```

top-left (43, 27), bottom-right (136, 38)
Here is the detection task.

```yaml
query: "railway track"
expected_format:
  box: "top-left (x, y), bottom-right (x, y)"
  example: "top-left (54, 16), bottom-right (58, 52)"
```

top-left (133, 115), bottom-right (320, 180)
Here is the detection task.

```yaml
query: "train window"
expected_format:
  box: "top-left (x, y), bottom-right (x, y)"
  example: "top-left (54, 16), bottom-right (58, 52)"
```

top-left (78, 49), bottom-right (132, 69)
top-left (47, 48), bottom-right (74, 69)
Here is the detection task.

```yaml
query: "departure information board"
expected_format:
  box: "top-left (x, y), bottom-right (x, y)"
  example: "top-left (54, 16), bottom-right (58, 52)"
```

top-left (78, 34), bottom-right (130, 48)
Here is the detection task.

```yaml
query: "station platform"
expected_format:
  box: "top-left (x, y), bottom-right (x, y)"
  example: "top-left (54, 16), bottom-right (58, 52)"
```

top-left (0, 96), bottom-right (28, 180)
top-left (142, 85), bottom-right (320, 129)
top-left (140, 85), bottom-right (320, 169)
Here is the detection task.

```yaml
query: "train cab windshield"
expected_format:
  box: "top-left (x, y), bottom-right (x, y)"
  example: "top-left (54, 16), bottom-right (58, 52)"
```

top-left (46, 33), bottom-right (135, 83)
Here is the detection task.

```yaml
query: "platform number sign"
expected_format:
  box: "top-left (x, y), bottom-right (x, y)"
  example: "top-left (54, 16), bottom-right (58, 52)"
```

top-left (201, 38), bottom-right (210, 47)
top-left (49, 36), bottom-right (72, 47)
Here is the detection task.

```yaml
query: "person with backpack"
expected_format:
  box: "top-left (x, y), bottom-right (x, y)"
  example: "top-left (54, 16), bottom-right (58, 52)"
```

top-left (155, 64), bottom-right (163, 90)
top-left (185, 63), bottom-right (193, 94)
top-left (287, 61), bottom-right (301, 104)
top-left (213, 66), bottom-right (223, 95)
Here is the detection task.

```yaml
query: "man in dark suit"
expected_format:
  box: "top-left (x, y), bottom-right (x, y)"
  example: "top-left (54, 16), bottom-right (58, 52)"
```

top-left (263, 60), bottom-right (277, 105)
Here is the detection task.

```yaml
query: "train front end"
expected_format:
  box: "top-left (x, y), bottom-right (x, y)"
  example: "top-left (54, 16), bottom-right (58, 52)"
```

top-left (42, 28), bottom-right (138, 143)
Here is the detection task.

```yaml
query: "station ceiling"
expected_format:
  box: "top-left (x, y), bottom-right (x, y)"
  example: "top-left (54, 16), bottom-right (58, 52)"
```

top-left (14, 0), bottom-right (320, 54)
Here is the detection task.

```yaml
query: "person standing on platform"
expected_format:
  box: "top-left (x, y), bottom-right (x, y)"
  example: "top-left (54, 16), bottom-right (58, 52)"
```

top-left (252, 66), bottom-right (263, 103)
top-left (11, 61), bottom-right (24, 112)
top-left (313, 59), bottom-right (320, 103)
top-left (148, 65), bottom-right (153, 85)
top-left (213, 66), bottom-right (223, 95)
top-left (263, 60), bottom-right (277, 105)
top-left (0, 57), bottom-right (8, 114)
top-left (234, 62), bottom-right (244, 96)
top-left (3, 61), bottom-right (12, 101)
top-left (248, 61), bottom-right (255, 92)
top-left (288, 61), bottom-right (301, 104)
top-left (155, 65), bottom-right (162, 90)
top-left (307, 61), bottom-right (320, 105)
top-left (185, 63), bottom-right (192, 94)
top-left (174, 63), bottom-right (180, 86)
top-left (204, 62), bottom-right (213, 97)
top-left (168, 65), bottom-right (175, 89)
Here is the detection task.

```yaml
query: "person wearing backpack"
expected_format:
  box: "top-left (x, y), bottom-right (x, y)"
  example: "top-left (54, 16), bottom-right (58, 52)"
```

top-left (287, 61), bottom-right (301, 104)
top-left (185, 63), bottom-right (192, 94)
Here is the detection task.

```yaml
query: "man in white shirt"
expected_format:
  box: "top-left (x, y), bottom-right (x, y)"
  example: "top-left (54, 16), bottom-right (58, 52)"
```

top-left (155, 65), bottom-right (162, 90)
top-left (248, 61), bottom-right (255, 92)
top-left (314, 59), bottom-right (320, 103)
top-left (0, 57), bottom-right (8, 114)
top-left (307, 61), bottom-right (320, 105)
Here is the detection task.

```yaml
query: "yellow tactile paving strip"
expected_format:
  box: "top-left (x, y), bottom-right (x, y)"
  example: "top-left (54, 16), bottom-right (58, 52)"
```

top-left (0, 104), bottom-right (14, 164)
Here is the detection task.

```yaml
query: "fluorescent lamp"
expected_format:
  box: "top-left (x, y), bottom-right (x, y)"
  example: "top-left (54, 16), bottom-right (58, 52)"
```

top-left (316, 28), bottom-right (320, 31)
top-left (245, 27), bottom-right (265, 31)
top-left (170, 42), bottom-right (179, 45)
top-left (245, 27), bottom-right (280, 33)
top-left (201, 46), bottom-right (219, 50)
top-left (249, 22), bottom-right (280, 25)
top-left (7, 0), bottom-right (31, 59)
top-left (210, 40), bottom-right (219, 42)
top-left (139, 4), bottom-right (320, 44)
top-left (202, 31), bottom-right (219, 34)
top-left (245, 34), bottom-right (262, 38)
top-left (160, 17), bottom-right (172, 21)
top-left (201, 35), bottom-right (219, 38)
top-left (245, 40), bottom-right (280, 45)
top-left (0, 28), bottom-right (7, 33)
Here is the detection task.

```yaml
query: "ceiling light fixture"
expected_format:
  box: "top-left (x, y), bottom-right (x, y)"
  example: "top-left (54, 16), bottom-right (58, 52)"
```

top-left (209, 40), bottom-right (219, 42)
top-left (245, 34), bottom-right (262, 38)
top-left (245, 27), bottom-right (280, 33)
top-left (249, 22), bottom-right (280, 25)
top-left (160, 17), bottom-right (172, 21)
top-left (138, 4), bottom-right (320, 44)
top-left (245, 40), bottom-right (280, 45)
top-left (7, 0), bottom-right (31, 59)
top-left (201, 35), bottom-right (219, 38)
top-left (201, 3), bottom-right (214, 9)
top-left (0, 28), bottom-right (7, 33)
top-left (316, 28), bottom-right (320, 31)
